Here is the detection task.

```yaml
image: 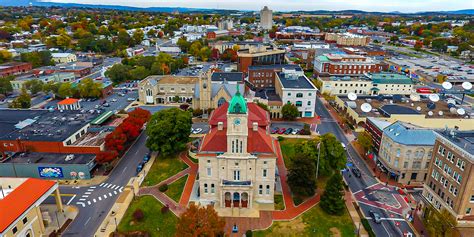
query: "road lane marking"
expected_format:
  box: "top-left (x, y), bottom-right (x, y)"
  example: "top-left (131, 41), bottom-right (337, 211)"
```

top-left (66, 195), bottom-right (76, 205)
top-left (109, 193), bottom-right (112, 197)
top-left (114, 186), bottom-right (120, 190)
top-left (84, 217), bottom-right (92, 226)
top-left (85, 192), bottom-right (92, 195)
top-left (111, 185), bottom-right (117, 189)
top-left (103, 194), bottom-right (108, 199)
top-left (105, 183), bottom-right (112, 188)
top-left (76, 202), bottom-right (85, 207)
top-left (79, 198), bottom-right (86, 201)
top-left (121, 167), bottom-right (128, 174)
top-left (99, 183), bottom-right (105, 187)
top-left (119, 187), bottom-right (123, 192)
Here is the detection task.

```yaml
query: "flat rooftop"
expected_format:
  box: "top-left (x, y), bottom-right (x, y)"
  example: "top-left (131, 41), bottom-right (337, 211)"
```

top-left (277, 72), bottom-right (316, 89)
top-left (211, 72), bottom-right (243, 82)
top-left (5, 152), bottom-right (95, 165)
top-left (436, 130), bottom-right (474, 156)
top-left (0, 109), bottom-right (96, 142)
top-left (248, 64), bottom-right (302, 71)
top-left (144, 75), bottom-right (198, 84)
top-left (340, 95), bottom-right (466, 119)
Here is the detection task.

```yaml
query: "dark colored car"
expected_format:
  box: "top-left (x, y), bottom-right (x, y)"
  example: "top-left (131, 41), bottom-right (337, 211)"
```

top-left (136, 163), bottom-right (144, 174)
top-left (271, 127), bottom-right (279, 134)
top-left (277, 128), bottom-right (286, 134)
top-left (369, 211), bottom-right (382, 224)
top-left (143, 154), bottom-right (150, 163)
top-left (351, 167), bottom-right (362, 178)
top-left (284, 128), bottom-right (293, 135)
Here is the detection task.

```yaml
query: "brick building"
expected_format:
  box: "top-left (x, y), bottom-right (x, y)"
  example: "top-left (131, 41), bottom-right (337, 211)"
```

top-left (248, 64), bottom-right (302, 88)
top-left (237, 46), bottom-right (286, 75)
top-left (314, 53), bottom-right (382, 77)
top-left (0, 62), bottom-right (32, 77)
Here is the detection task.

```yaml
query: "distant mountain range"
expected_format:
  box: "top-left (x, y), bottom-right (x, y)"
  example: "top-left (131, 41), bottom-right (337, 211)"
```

top-left (0, 0), bottom-right (473, 15)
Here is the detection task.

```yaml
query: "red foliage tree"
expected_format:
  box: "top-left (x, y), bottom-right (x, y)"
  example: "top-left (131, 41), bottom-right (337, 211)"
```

top-left (211, 48), bottom-right (220, 61)
top-left (120, 118), bottom-right (141, 140)
top-left (128, 107), bottom-right (151, 124)
top-left (220, 48), bottom-right (237, 62)
top-left (176, 203), bottom-right (225, 237)
top-left (158, 31), bottom-right (164, 38)
top-left (104, 127), bottom-right (127, 152)
top-left (95, 151), bottom-right (118, 164)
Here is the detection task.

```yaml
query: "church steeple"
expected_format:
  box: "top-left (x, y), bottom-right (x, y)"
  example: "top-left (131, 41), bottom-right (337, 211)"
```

top-left (228, 85), bottom-right (247, 114)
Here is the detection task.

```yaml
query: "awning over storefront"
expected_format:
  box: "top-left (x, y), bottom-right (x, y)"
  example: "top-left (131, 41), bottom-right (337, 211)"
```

top-left (90, 111), bottom-right (114, 125)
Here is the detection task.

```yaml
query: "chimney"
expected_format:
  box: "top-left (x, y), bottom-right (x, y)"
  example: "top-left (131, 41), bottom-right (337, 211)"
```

top-left (218, 122), bottom-right (224, 130)
top-left (252, 122), bottom-right (258, 131)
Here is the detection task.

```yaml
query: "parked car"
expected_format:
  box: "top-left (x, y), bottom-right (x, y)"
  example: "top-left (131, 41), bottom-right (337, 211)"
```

top-left (136, 162), bottom-right (144, 174)
top-left (284, 128), bottom-right (293, 135)
top-left (351, 167), bottom-right (362, 178)
top-left (271, 127), bottom-right (279, 134)
top-left (94, 104), bottom-right (101, 109)
top-left (291, 129), bottom-right (300, 135)
top-left (111, 98), bottom-right (117, 102)
top-left (277, 128), bottom-right (286, 134)
top-left (369, 211), bottom-right (382, 224)
top-left (192, 128), bottom-right (203, 134)
top-left (127, 97), bottom-right (136, 102)
top-left (103, 103), bottom-right (110, 107)
top-left (341, 142), bottom-right (346, 150)
top-left (143, 154), bottom-right (150, 163)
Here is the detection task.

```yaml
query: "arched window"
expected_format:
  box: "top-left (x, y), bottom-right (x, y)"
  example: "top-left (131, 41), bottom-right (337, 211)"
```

top-left (405, 150), bottom-right (412, 158)
top-left (396, 148), bottom-right (401, 157)
top-left (217, 97), bottom-right (226, 107)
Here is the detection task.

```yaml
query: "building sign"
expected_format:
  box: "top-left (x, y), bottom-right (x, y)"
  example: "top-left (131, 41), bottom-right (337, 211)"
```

top-left (38, 167), bottom-right (64, 178)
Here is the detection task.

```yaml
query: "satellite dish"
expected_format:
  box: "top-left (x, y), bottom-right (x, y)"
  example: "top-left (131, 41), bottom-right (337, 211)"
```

top-left (410, 103), bottom-right (414, 106)
top-left (462, 82), bottom-right (472, 90)
top-left (410, 94), bottom-right (420, 102)
top-left (416, 106), bottom-right (422, 111)
top-left (361, 103), bottom-right (372, 113)
top-left (348, 92), bottom-right (357, 101)
top-left (438, 111), bottom-right (443, 116)
top-left (457, 108), bottom-right (466, 115)
top-left (450, 107), bottom-right (457, 114)
top-left (428, 111), bottom-right (434, 116)
top-left (442, 81), bottom-right (453, 90)
top-left (429, 94), bottom-right (440, 102)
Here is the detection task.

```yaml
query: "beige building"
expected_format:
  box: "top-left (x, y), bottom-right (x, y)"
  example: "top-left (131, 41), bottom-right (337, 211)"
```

top-left (196, 92), bottom-right (277, 217)
top-left (0, 178), bottom-right (63, 237)
top-left (377, 122), bottom-right (435, 185)
top-left (193, 71), bottom-right (244, 111)
top-left (422, 130), bottom-right (474, 235)
top-left (260, 6), bottom-right (273, 30)
top-left (325, 33), bottom-right (370, 46)
top-left (51, 53), bottom-right (77, 64)
top-left (139, 75), bottom-right (198, 104)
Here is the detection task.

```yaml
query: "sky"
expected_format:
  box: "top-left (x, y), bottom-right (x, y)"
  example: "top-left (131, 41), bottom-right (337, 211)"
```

top-left (42, 0), bottom-right (473, 12)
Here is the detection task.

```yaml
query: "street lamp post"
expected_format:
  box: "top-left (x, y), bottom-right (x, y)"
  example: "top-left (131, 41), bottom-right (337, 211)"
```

top-left (114, 217), bottom-right (118, 233)
top-left (316, 142), bottom-right (321, 181)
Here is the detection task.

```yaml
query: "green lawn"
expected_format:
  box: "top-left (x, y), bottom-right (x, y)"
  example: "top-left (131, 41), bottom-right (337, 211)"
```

top-left (142, 155), bottom-right (188, 187)
top-left (254, 205), bottom-right (355, 237)
top-left (118, 196), bottom-right (178, 236)
top-left (274, 194), bottom-right (285, 210)
top-left (165, 174), bottom-right (188, 203)
top-left (279, 138), bottom-right (308, 166)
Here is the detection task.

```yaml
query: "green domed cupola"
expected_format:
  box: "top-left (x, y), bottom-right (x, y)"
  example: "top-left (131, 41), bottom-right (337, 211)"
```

top-left (228, 85), bottom-right (247, 114)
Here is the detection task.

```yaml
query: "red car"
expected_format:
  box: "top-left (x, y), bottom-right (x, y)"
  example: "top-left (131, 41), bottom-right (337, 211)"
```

top-left (277, 128), bottom-right (286, 134)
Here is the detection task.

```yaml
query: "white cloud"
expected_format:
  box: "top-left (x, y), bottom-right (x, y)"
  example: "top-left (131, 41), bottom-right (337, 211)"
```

top-left (41, 0), bottom-right (473, 12)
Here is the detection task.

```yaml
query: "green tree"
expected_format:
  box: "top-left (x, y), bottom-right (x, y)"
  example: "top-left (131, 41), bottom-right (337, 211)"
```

top-left (105, 64), bottom-right (132, 85)
top-left (129, 66), bottom-right (150, 80)
top-left (0, 76), bottom-right (14, 95)
top-left (320, 172), bottom-right (345, 215)
top-left (287, 153), bottom-right (317, 197)
top-left (146, 108), bottom-right (192, 156)
top-left (189, 41), bottom-right (203, 57)
top-left (132, 29), bottom-right (144, 45)
top-left (319, 133), bottom-right (347, 176)
top-left (256, 101), bottom-right (269, 111)
top-left (281, 103), bottom-right (299, 120)
top-left (117, 29), bottom-right (131, 47)
top-left (431, 38), bottom-right (449, 52)
top-left (0, 50), bottom-right (12, 64)
top-left (198, 46), bottom-right (211, 62)
top-left (58, 82), bottom-right (75, 98)
top-left (357, 131), bottom-right (373, 152)
top-left (24, 79), bottom-right (44, 95)
top-left (424, 207), bottom-right (457, 237)
top-left (9, 89), bottom-right (31, 108)
top-left (177, 37), bottom-right (191, 53)
top-left (77, 78), bottom-right (102, 98)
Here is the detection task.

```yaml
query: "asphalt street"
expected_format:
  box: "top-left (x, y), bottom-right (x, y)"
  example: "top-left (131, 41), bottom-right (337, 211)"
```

top-left (55, 131), bottom-right (150, 237)
top-left (315, 96), bottom-right (415, 236)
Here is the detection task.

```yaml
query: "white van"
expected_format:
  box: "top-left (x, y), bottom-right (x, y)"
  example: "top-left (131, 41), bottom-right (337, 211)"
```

top-left (341, 142), bottom-right (346, 150)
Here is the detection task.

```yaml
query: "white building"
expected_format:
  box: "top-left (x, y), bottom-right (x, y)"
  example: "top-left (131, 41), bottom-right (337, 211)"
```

top-left (260, 6), bottom-right (273, 30)
top-left (275, 68), bottom-right (318, 117)
top-left (51, 53), bottom-right (77, 64)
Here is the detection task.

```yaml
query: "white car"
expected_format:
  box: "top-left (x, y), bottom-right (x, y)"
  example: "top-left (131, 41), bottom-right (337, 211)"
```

top-left (192, 128), bottom-right (203, 134)
top-left (291, 129), bottom-right (300, 135)
top-left (111, 98), bottom-right (117, 102)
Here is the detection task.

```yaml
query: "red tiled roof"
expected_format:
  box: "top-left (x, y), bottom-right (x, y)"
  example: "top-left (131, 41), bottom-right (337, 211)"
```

top-left (57, 98), bottom-right (79, 105)
top-left (209, 102), bottom-right (269, 128)
top-left (0, 178), bottom-right (56, 233)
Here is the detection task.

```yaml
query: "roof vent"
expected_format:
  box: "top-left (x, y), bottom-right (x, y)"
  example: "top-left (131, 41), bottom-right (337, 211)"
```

top-left (252, 122), bottom-right (258, 131)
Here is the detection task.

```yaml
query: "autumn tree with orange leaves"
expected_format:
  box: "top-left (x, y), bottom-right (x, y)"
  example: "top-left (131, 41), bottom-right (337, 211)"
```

top-left (176, 203), bottom-right (225, 237)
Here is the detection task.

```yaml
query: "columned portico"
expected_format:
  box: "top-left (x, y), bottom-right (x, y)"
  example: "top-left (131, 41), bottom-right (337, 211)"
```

top-left (221, 191), bottom-right (251, 209)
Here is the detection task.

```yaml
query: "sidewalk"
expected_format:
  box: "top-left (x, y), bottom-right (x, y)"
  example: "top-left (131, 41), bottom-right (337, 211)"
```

top-left (345, 191), bottom-right (369, 237)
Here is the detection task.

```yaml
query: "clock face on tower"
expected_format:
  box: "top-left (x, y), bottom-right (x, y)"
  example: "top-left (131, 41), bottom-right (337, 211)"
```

top-left (233, 118), bottom-right (241, 126)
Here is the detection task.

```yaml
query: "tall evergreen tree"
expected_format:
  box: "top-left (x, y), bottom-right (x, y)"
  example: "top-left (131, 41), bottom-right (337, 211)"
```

top-left (320, 172), bottom-right (345, 215)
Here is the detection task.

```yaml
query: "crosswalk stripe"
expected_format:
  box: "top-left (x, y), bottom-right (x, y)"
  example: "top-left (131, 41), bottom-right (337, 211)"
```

top-left (76, 202), bottom-right (85, 207)
top-left (119, 187), bottom-right (123, 192)
top-left (98, 197), bottom-right (102, 201)
top-left (105, 183), bottom-right (112, 188)
top-left (113, 191), bottom-right (117, 195)
top-left (79, 198), bottom-right (86, 201)
top-left (93, 198), bottom-right (96, 203)
top-left (103, 194), bottom-right (108, 199)
top-left (99, 183), bottom-right (105, 187)
top-left (111, 185), bottom-right (117, 189)
top-left (109, 193), bottom-right (112, 197)
top-left (87, 201), bottom-right (91, 205)
top-left (114, 186), bottom-right (120, 190)
top-left (90, 186), bottom-right (96, 189)
top-left (85, 192), bottom-right (92, 195)
top-left (82, 195), bottom-right (89, 198)
top-left (87, 189), bottom-right (94, 192)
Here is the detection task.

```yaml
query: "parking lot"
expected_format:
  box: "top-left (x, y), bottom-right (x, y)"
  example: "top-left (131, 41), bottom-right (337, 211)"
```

top-left (270, 121), bottom-right (306, 135)
top-left (43, 90), bottom-right (138, 113)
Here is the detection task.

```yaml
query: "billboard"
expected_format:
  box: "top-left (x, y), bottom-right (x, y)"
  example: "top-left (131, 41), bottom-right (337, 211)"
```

top-left (38, 167), bottom-right (64, 178)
